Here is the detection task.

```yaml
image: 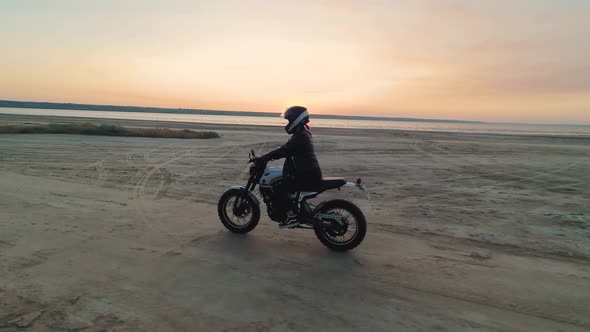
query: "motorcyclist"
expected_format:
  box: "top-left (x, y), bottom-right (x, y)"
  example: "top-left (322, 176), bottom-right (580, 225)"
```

top-left (255, 106), bottom-right (323, 226)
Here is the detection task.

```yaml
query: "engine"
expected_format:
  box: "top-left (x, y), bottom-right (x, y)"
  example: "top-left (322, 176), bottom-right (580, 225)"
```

top-left (258, 167), bottom-right (288, 222)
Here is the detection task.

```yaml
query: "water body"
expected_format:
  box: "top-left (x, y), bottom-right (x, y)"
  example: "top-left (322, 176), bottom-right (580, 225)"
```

top-left (1, 107), bottom-right (589, 136)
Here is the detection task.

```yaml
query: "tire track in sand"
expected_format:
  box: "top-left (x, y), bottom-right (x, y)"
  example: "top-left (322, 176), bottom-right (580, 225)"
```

top-left (409, 138), bottom-right (584, 191)
top-left (130, 142), bottom-right (251, 227)
top-left (180, 141), bottom-right (273, 204)
top-left (427, 141), bottom-right (587, 190)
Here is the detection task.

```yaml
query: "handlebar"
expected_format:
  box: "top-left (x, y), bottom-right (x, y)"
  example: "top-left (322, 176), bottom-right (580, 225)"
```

top-left (248, 149), bottom-right (261, 164)
top-left (248, 150), bottom-right (270, 172)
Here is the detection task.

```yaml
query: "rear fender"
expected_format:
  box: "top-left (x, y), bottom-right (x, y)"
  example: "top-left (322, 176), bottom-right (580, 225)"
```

top-left (342, 182), bottom-right (366, 192)
top-left (311, 181), bottom-right (369, 214)
top-left (341, 182), bottom-right (370, 200)
top-left (230, 186), bottom-right (260, 205)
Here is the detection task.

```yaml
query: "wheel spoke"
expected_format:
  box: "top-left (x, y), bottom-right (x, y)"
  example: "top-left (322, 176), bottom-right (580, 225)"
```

top-left (321, 207), bottom-right (359, 245)
top-left (224, 195), bottom-right (253, 228)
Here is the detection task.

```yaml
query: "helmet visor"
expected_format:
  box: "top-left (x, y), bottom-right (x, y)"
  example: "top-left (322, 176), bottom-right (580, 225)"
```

top-left (280, 107), bottom-right (290, 119)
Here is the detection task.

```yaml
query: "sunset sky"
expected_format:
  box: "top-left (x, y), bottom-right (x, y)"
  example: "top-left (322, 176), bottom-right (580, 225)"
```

top-left (1, 0), bottom-right (589, 124)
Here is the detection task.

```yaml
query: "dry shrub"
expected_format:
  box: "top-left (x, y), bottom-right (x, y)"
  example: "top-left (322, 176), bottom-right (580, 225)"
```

top-left (0, 123), bottom-right (220, 139)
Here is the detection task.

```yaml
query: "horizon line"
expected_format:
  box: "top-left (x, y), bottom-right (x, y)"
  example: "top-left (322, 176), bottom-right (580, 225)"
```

top-left (0, 98), bottom-right (588, 127)
top-left (0, 99), bottom-right (486, 124)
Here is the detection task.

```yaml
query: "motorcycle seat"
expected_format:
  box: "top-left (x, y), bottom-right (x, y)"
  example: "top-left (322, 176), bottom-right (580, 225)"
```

top-left (320, 177), bottom-right (347, 190)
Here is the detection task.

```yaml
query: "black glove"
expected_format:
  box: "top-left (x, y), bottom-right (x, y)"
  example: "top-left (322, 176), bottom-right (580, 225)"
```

top-left (253, 156), bottom-right (269, 165)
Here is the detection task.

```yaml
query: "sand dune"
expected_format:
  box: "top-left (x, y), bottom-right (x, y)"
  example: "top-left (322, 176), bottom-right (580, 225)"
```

top-left (1, 115), bottom-right (589, 331)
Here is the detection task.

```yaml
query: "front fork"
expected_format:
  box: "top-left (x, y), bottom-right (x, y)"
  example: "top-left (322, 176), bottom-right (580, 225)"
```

top-left (232, 196), bottom-right (247, 216)
top-left (233, 191), bottom-right (253, 216)
top-left (232, 177), bottom-right (259, 215)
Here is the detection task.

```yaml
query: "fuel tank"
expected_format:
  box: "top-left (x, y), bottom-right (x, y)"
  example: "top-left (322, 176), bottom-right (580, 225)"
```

top-left (259, 166), bottom-right (283, 187)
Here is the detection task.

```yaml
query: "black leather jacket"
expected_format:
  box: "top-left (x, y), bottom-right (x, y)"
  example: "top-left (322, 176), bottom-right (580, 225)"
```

top-left (261, 126), bottom-right (322, 184)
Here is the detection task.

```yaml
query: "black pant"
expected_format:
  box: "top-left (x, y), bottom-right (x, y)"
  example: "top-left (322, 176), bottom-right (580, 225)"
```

top-left (272, 170), bottom-right (322, 219)
top-left (278, 169), bottom-right (323, 192)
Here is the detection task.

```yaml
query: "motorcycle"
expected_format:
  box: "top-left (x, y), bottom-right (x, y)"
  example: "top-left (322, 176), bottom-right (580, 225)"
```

top-left (217, 149), bottom-right (367, 251)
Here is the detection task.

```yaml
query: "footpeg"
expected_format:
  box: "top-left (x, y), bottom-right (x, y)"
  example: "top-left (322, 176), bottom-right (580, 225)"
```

top-left (279, 221), bottom-right (300, 229)
top-left (279, 213), bottom-right (299, 229)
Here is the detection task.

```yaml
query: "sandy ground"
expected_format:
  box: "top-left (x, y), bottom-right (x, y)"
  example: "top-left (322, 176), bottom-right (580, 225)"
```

top-left (1, 114), bottom-right (590, 331)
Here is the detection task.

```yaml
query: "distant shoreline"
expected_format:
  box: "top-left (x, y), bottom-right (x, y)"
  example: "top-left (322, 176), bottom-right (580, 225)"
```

top-left (0, 99), bottom-right (484, 124)
top-left (1, 113), bottom-right (589, 140)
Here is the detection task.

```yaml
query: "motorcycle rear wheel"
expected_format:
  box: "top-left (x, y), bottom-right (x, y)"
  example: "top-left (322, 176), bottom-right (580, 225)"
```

top-left (313, 199), bottom-right (366, 251)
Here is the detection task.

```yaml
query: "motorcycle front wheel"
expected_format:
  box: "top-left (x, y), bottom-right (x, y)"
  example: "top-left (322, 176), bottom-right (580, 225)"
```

top-left (314, 199), bottom-right (367, 251)
top-left (217, 188), bottom-right (260, 234)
